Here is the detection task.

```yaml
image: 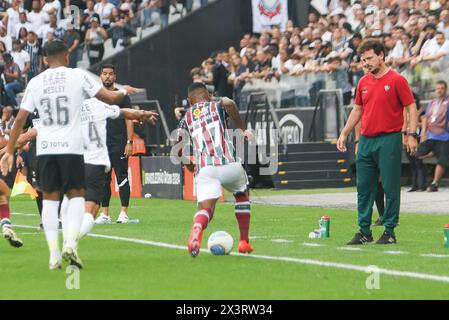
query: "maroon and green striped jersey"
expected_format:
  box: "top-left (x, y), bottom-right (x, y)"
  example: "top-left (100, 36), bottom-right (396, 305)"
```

top-left (177, 100), bottom-right (236, 171)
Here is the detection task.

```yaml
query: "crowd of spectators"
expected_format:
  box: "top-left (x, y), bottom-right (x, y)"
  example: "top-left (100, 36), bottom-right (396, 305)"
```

top-left (190, 0), bottom-right (449, 108)
top-left (0, 0), bottom-right (208, 133)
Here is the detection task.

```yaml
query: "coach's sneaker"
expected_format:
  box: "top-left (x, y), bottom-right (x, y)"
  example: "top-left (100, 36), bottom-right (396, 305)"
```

top-left (428, 182), bottom-right (439, 192)
top-left (375, 231), bottom-right (397, 244)
top-left (188, 223), bottom-right (203, 258)
top-left (347, 232), bottom-right (373, 245)
top-left (238, 240), bottom-right (253, 254)
top-left (62, 246), bottom-right (84, 269)
top-left (116, 212), bottom-right (129, 224)
top-left (95, 213), bottom-right (111, 225)
top-left (2, 227), bottom-right (23, 248)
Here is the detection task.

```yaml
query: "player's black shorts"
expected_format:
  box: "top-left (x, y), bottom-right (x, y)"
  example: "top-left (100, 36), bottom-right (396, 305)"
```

top-left (26, 146), bottom-right (39, 189)
top-left (85, 164), bottom-right (106, 204)
top-left (37, 154), bottom-right (85, 193)
top-left (416, 139), bottom-right (449, 167)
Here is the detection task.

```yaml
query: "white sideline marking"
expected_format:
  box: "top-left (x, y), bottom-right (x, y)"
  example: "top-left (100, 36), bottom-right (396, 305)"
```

top-left (12, 212), bottom-right (36, 217)
top-left (420, 253), bottom-right (449, 258)
top-left (250, 235), bottom-right (296, 240)
top-left (302, 242), bottom-right (324, 247)
top-left (13, 224), bottom-right (449, 284)
top-left (337, 247), bottom-right (363, 252)
top-left (271, 239), bottom-right (294, 243)
top-left (385, 251), bottom-right (408, 255)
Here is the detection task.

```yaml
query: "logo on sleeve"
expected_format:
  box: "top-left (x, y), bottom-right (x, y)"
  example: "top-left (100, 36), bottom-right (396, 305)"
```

top-left (193, 108), bottom-right (201, 119)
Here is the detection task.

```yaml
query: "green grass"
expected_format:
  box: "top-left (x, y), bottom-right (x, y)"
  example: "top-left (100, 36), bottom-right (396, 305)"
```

top-left (2, 195), bottom-right (449, 299)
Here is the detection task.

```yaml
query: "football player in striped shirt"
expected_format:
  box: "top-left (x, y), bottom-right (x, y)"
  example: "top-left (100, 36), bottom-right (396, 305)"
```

top-left (176, 83), bottom-right (254, 258)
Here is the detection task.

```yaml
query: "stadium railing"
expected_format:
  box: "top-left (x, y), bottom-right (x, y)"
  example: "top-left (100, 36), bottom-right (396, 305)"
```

top-left (239, 55), bottom-right (449, 111)
top-left (239, 72), bottom-right (335, 110)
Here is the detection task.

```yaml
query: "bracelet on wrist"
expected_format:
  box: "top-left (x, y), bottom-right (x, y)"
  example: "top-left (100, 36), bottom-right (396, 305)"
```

top-left (354, 140), bottom-right (359, 145)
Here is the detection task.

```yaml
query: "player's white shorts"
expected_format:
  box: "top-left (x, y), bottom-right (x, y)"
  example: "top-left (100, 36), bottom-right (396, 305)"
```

top-left (195, 162), bottom-right (248, 202)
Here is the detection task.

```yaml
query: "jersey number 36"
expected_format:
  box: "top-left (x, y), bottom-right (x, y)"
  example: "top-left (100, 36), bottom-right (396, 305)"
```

top-left (40, 96), bottom-right (70, 126)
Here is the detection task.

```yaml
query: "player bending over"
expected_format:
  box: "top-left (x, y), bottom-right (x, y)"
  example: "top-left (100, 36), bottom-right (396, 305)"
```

top-left (0, 40), bottom-right (138, 269)
top-left (176, 83), bottom-right (254, 258)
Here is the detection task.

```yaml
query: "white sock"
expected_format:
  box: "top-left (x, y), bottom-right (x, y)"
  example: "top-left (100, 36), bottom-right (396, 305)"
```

top-left (42, 200), bottom-right (60, 262)
top-left (60, 196), bottom-right (69, 241)
top-left (65, 197), bottom-right (85, 248)
top-left (79, 213), bottom-right (95, 239)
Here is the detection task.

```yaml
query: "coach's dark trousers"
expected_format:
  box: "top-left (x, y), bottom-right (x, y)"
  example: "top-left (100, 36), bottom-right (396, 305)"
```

top-left (356, 132), bottom-right (402, 236)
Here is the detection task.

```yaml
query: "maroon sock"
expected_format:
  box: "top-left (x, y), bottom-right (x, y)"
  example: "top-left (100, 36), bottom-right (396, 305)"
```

top-left (193, 208), bottom-right (213, 230)
top-left (234, 192), bottom-right (251, 241)
top-left (0, 204), bottom-right (10, 221)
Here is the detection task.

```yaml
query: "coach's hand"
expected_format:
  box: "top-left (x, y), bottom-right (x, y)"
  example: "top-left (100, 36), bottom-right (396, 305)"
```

top-left (407, 136), bottom-right (418, 156)
top-left (16, 154), bottom-right (24, 169)
top-left (242, 129), bottom-right (255, 142)
top-left (337, 133), bottom-right (348, 152)
top-left (124, 143), bottom-right (133, 158)
top-left (0, 152), bottom-right (13, 176)
top-left (402, 133), bottom-right (408, 149)
top-left (123, 85), bottom-right (139, 95)
top-left (138, 111), bottom-right (158, 125)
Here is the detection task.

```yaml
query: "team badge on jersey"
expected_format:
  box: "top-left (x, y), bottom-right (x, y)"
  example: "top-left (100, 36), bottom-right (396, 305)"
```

top-left (384, 85), bottom-right (390, 92)
top-left (193, 108), bottom-right (201, 119)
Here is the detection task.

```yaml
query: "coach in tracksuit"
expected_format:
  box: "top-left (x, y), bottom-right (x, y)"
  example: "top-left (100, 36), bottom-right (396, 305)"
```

top-left (96, 64), bottom-right (134, 224)
top-left (337, 40), bottom-right (418, 245)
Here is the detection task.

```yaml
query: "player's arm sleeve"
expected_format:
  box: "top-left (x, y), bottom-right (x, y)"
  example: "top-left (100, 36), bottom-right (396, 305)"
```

top-left (20, 82), bottom-right (35, 113)
top-left (176, 118), bottom-right (190, 143)
top-left (105, 104), bottom-right (121, 120)
top-left (354, 82), bottom-right (363, 106)
top-left (80, 69), bottom-right (102, 98)
top-left (396, 75), bottom-right (415, 107)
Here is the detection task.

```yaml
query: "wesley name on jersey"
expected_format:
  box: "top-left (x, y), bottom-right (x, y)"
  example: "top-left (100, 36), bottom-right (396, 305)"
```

top-left (21, 67), bottom-right (102, 156)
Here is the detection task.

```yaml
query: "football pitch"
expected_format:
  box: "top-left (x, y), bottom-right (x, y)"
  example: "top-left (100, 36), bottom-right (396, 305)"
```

top-left (2, 194), bottom-right (449, 300)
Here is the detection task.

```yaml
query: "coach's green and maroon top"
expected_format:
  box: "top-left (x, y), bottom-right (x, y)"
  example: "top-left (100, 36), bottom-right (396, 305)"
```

top-left (177, 101), bottom-right (236, 171)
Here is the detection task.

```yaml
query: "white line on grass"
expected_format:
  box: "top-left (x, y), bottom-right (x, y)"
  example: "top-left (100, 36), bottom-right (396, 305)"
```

top-left (249, 235), bottom-right (296, 240)
top-left (19, 232), bottom-right (42, 236)
top-left (12, 212), bottom-right (36, 217)
top-left (384, 251), bottom-right (408, 255)
top-left (420, 253), bottom-right (449, 258)
top-left (14, 224), bottom-right (449, 284)
top-left (302, 242), bottom-right (324, 247)
top-left (337, 247), bottom-right (363, 252)
top-left (271, 239), bottom-right (294, 243)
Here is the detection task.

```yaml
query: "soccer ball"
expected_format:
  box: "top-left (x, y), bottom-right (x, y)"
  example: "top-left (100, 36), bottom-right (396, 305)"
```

top-left (207, 231), bottom-right (234, 255)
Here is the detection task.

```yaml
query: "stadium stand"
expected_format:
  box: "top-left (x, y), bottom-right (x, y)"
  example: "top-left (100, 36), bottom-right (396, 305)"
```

top-left (191, 0), bottom-right (449, 109)
top-left (1, 0), bottom-right (449, 189)
top-left (0, 0), bottom-right (212, 110)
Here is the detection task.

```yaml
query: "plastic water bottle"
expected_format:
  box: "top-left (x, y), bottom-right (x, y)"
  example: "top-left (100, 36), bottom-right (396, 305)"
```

top-left (319, 216), bottom-right (330, 238)
top-left (444, 224), bottom-right (449, 248)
